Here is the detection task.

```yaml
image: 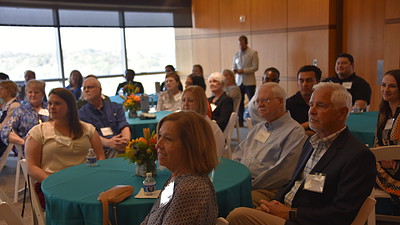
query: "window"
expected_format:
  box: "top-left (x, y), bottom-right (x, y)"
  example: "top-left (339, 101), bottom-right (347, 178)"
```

top-left (0, 26), bottom-right (59, 81)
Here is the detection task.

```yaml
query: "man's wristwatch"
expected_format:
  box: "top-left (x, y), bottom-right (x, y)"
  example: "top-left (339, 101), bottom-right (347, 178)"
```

top-left (289, 208), bottom-right (297, 222)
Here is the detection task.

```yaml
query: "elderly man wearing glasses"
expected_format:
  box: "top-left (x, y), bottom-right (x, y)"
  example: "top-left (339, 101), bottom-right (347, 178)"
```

top-left (232, 82), bottom-right (307, 208)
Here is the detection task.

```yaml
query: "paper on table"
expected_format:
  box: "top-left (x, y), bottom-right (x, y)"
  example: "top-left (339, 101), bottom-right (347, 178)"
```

top-left (135, 188), bottom-right (161, 199)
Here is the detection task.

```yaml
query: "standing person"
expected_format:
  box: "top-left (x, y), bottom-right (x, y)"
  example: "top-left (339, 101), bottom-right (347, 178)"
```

top-left (248, 67), bottom-right (280, 125)
top-left (156, 72), bottom-right (182, 111)
top-left (0, 80), bottom-right (20, 157)
top-left (65, 70), bottom-right (83, 100)
top-left (227, 83), bottom-right (376, 225)
top-left (208, 72), bottom-right (234, 131)
top-left (192, 64), bottom-right (204, 78)
top-left (79, 78), bottom-right (131, 158)
top-left (223, 69), bottom-right (242, 112)
top-left (141, 111), bottom-right (218, 225)
top-left (323, 53), bottom-right (371, 111)
top-left (1, 80), bottom-right (49, 146)
top-left (374, 69), bottom-right (400, 210)
top-left (115, 69), bottom-right (144, 95)
top-left (181, 86), bottom-right (225, 157)
top-left (25, 88), bottom-right (105, 208)
top-left (286, 65), bottom-right (321, 136)
top-left (232, 35), bottom-right (259, 127)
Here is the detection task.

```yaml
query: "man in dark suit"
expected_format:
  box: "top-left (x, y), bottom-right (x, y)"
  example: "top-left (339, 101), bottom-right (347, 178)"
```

top-left (227, 82), bottom-right (376, 225)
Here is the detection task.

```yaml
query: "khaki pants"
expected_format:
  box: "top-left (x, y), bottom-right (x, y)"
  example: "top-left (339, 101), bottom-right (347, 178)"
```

top-left (227, 207), bottom-right (286, 225)
top-left (252, 189), bottom-right (278, 208)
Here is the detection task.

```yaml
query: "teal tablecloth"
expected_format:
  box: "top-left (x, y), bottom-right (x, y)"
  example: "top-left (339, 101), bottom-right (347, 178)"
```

top-left (109, 94), bottom-right (158, 106)
top-left (126, 111), bottom-right (172, 139)
top-left (346, 111), bottom-right (378, 147)
top-left (42, 158), bottom-right (252, 225)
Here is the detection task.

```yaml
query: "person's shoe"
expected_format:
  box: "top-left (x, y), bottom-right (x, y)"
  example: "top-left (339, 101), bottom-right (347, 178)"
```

top-left (239, 121), bottom-right (244, 127)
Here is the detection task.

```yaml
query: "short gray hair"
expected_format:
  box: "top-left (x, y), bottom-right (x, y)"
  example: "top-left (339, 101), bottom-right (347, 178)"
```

top-left (258, 82), bottom-right (287, 108)
top-left (313, 82), bottom-right (352, 116)
top-left (208, 72), bottom-right (226, 86)
top-left (83, 77), bottom-right (102, 88)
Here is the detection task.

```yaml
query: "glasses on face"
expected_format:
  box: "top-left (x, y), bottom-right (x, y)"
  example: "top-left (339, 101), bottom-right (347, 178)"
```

top-left (254, 98), bottom-right (278, 105)
top-left (83, 85), bottom-right (97, 91)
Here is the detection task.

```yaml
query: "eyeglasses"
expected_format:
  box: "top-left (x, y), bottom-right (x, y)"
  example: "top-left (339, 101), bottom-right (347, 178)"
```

top-left (254, 98), bottom-right (278, 105)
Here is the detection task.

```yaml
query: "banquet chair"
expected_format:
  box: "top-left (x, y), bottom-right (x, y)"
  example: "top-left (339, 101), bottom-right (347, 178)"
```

top-left (223, 112), bottom-right (238, 159)
top-left (216, 217), bottom-right (229, 225)
top-left (370, 145), bottom-right (400, 223)
top-left (13, 144), bottom-right (24, 203)
top-left (0, 187), bottom-right (25, 225)
top-left (0, 144), bottom-right (15, 174)
top-left (245, 118), bottom-right (253, 129)
top-left (233, 98), bottom-right (241, 144)
top-left (20, 159), bottom-right (45, 225)
top-left (350, 196), bottom-right (376, 225)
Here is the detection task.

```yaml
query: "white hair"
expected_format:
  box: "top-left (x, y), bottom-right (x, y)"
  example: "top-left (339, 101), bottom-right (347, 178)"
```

top-left (258, 82), bottom-right (287, 108)
top-left (83, 77), bottom-right (102, 88)
top-left (313, 82), bottom-right (352, 117)
top-left (208, 72), bottom-right (226, 86)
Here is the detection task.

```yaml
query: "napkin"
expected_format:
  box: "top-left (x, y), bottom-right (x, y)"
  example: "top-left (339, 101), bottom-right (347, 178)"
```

top-left (135, 188), bottom-right (161, 199)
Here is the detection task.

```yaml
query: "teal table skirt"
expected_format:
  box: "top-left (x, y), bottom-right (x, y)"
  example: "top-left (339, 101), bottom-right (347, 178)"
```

top-left (42, 158), bottom-right (252, 225)
top-left (126, 111), bottom-right (172, 139)
top-left (346, 111), bottom-right (378, 147)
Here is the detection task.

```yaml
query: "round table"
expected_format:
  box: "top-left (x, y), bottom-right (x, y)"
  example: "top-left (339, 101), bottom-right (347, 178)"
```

top-left (346, 111), bottom-right (378, 147)
top-left (42, 157), bottom-right (252, 225)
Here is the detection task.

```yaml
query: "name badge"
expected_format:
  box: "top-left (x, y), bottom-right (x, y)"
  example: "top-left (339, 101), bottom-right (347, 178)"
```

top-left (385, 118), bottom-right (394, 130)
top-left (342, 82), bottom-right (352, 89)
top-left (160, 181), bottom-right (174, 208)
top-left (210, 103), bottom-right (217, 112)
top-left (255, 129), bottom-right (270, 143)
top-left (235, 58), bottom-right (239, 64)
top-left (304, 173), bottom-right (325, 193)
top-left (38, 108), bottom-right (49, 116)
top-left (100, 127), bottom-right (113, 136)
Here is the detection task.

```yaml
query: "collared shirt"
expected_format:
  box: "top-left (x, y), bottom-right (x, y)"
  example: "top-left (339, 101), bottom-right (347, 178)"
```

top-left (1, 101), bottom-right (48, 145)
top-left (284, 126), bottom-right (346, 206)
top-left (232, 47), bottom-right (259, 86)
top-left (232, 113), bottom-right (307, 190)
top-left (78, 100), bottom-right (129, 138)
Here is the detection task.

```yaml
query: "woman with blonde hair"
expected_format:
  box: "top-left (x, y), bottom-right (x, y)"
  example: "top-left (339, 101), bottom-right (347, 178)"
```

top-left (182, 86), bottom-right (225, 157)
top-left (1, 80), bottom-right (49, 146)
top-left (141, 111), bottom-right (218, 225)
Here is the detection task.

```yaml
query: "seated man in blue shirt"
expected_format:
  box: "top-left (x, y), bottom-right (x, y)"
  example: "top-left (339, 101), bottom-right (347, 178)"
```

top-left (232, 82), bottom-right (307, 207)
top-left (79, 77), bottom-right (131, 158)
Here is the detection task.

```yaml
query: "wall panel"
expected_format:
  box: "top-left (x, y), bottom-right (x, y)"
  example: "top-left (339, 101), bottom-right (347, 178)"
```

top-left (219, 0), bottom-right (251, 34)
top-left (288, 0), bottom-right (330, 28)
top-left (251, 0), bottom-right (287, 30)
top-left (384, 24), bottom-right (400, 71)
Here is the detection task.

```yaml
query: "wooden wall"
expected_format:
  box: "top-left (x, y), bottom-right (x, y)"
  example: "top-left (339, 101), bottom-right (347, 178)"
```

top-left (175, 0), bottom-right (400, 110)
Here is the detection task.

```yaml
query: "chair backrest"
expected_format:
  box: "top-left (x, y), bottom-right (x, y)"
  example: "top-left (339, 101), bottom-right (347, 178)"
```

top-left (351, 196), bottom-right (376, 225)
top-left (19, 159), bottom-right (46, 225)
top-left (223, 112), bottom-right (238, 142)
top-left (245, 118), bottom-right (253, 129)
top-left (0, 144), bottom-right (15, 174)
top-left (370, 145), bottom-right (400, 161)
top-left (0, 187), bottom-right (25, 225)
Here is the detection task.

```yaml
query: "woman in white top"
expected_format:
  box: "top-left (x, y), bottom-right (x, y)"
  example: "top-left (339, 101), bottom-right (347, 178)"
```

top-left (181, 86), bottom-right (226, 157)
top-left (25, 88), bottom-right (105, 182)
top-left (157, 72), bottom-right (182, 111)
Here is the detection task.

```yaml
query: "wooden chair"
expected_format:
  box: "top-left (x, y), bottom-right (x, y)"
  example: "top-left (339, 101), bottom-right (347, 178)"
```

top-left (20, 159), bottom-right (46, 225)
top-left (370, 145), bottom-right (400, 223)
top-left (0, 187), bottom-right (25, 225)
top-left (351, 196), bottom-right (376, 225)
top-left (223, 112), bottom-right (238, 159)
top-left (0, 144), bottom-right (15, 174)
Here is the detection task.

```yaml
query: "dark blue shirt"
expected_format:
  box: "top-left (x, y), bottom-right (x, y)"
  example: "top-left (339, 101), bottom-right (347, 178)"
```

top-left (78, 101), bottom-right (129, 138)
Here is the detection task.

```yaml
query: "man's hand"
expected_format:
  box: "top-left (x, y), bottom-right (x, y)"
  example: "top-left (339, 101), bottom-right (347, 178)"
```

top-left (102, 134), bottom-right (129, 151)
top-left (256, 199), bottom-right (290, 220)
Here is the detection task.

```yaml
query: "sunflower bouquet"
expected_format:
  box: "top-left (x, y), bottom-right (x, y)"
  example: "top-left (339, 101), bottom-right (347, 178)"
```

top-left (120, 128), bottom-right (158, 176)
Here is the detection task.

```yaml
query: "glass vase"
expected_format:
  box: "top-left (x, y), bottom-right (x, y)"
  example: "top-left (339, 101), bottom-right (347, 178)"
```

top-left (128, 109), bottom-right (138, 118)
top-left (135, 160), bottom-right (157, 177)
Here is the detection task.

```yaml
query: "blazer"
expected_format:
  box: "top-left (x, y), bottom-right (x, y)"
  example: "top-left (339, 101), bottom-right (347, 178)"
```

top-left (274, 128), bottom-right (376, 225)
top-left (208, 92), bottom-right (233, 131)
